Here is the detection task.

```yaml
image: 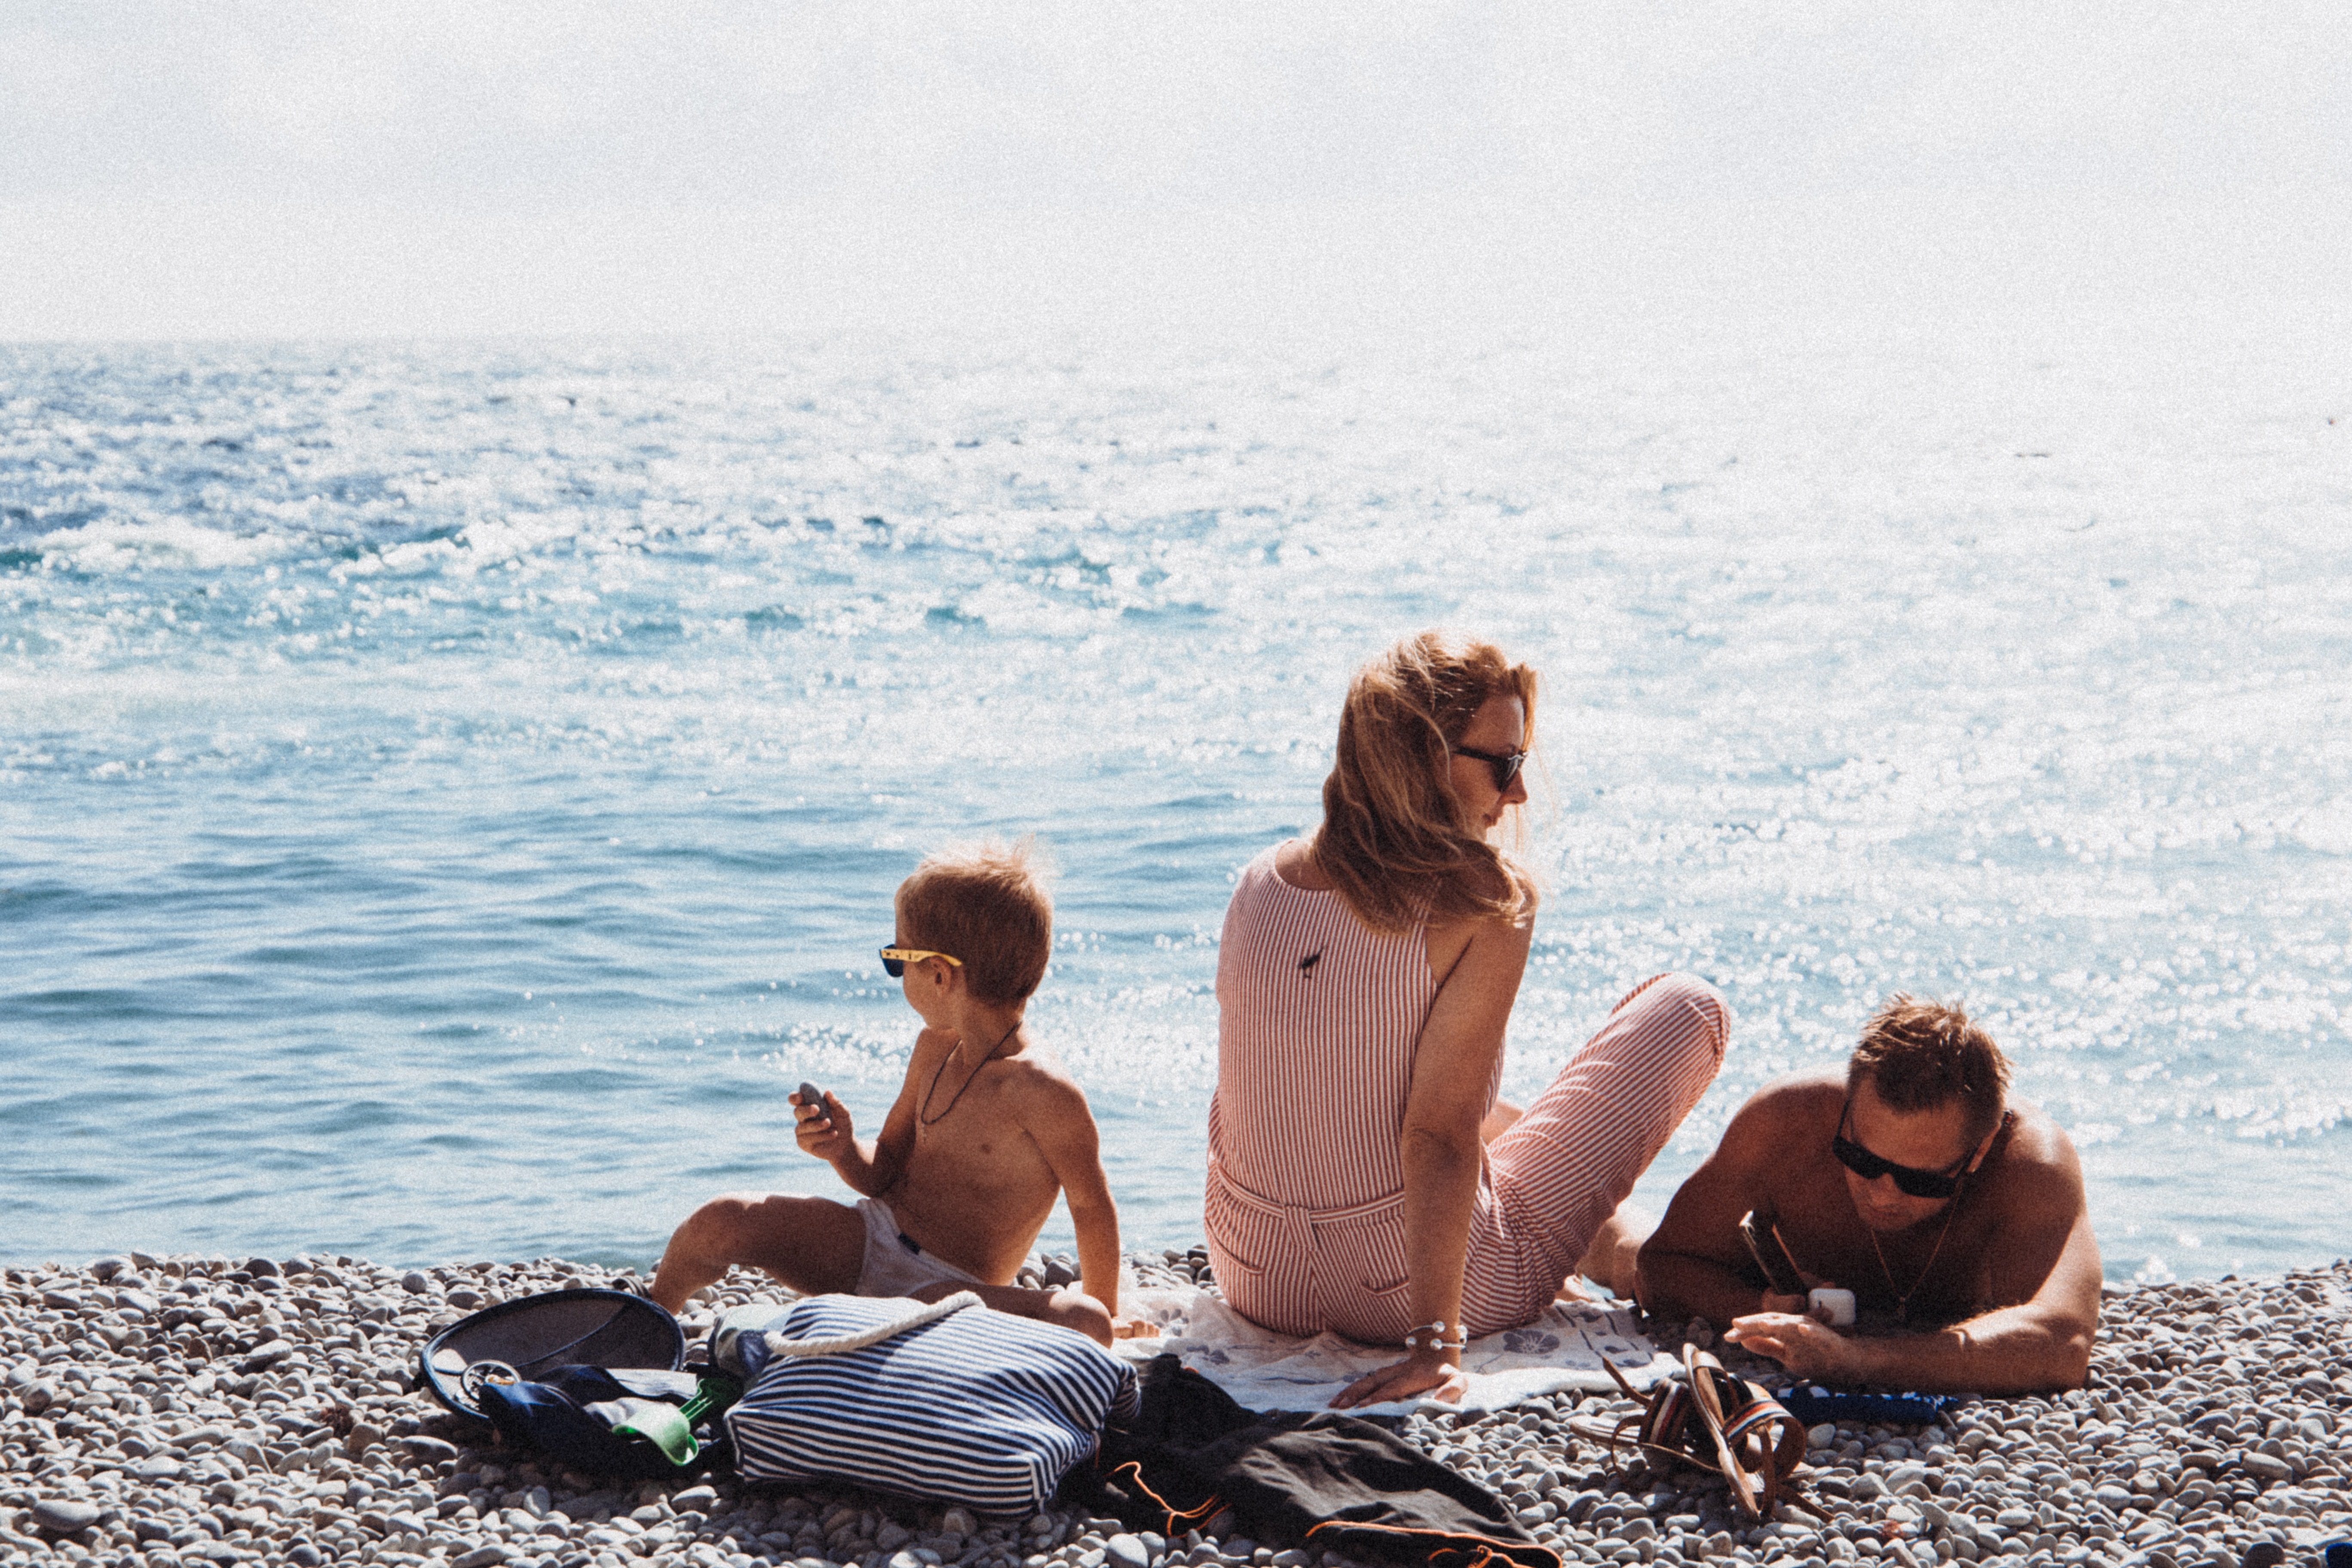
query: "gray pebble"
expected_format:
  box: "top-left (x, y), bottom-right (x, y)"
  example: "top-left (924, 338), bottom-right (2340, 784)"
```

top-left (8, 1245), bottom-right (2352, 1568)
top-left (2238, 1547), bottom-right (2285, 1568)
top-left (31, 1497), bottom-right (103, 1533)
top-left (240, 1338), bottom-right (298, 1372)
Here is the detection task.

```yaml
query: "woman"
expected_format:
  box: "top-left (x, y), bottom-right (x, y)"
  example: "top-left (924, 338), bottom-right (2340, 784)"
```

top-left (1205, 631), bottom-right (1730, 1407)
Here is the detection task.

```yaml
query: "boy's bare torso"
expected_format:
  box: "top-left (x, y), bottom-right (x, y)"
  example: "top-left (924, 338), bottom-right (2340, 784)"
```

top-left (881, 1033), bottom-right (1077, 1284)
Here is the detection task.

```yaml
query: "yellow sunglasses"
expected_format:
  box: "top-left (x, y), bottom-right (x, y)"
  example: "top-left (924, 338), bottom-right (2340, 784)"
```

top-left (880, 947), bottom-right (962, 977)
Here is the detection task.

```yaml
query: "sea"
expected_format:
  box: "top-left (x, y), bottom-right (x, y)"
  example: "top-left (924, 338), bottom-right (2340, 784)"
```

top-left (4, 306), bottom-right (2347, 1284)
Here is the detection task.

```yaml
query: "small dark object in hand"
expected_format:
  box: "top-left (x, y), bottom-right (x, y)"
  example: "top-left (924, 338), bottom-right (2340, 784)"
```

top-left (1738, 1208), bottom-right (1806, 1296)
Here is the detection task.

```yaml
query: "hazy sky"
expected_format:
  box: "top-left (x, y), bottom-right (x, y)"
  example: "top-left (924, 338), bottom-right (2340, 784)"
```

top-left (4, 1), bottom-right (2346, 338)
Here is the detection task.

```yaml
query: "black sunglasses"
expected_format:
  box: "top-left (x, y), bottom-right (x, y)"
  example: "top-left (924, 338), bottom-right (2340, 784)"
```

top-left (1452, 743), bottom-right (1528, 792)
top-left (1830, 1096), bottom-right (1972, 1199)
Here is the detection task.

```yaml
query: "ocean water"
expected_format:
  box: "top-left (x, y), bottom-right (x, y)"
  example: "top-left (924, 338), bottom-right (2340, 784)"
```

top-left (4, 310), bottom-right (2348, 1283)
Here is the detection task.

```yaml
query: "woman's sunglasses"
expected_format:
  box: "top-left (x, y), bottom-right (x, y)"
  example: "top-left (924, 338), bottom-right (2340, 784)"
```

top-left (1452, 743), bottom-right (1528, 792)
top-left (880, 947), bottom-right (963, 978)
top-left (1830, 1096), bottom-right (1971, 1199)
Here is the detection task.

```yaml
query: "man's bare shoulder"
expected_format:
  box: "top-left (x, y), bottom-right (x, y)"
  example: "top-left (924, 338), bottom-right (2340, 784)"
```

top-left (1727, 1069), bottom-right (1846, 1137)
top-left (1987, 1100), bottom-right (2089, 1191)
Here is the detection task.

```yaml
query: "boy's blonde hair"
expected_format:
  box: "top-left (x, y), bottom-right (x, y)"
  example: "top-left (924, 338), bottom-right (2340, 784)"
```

top-left (895, 838), bottom-right (1055, 1005)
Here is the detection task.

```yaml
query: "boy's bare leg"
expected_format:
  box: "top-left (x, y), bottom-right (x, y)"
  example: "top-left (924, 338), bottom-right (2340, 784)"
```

top-left (910, 1280), bottom-right (1114, 1347)
top-left (648, 1192), bottom-right (866, 1314)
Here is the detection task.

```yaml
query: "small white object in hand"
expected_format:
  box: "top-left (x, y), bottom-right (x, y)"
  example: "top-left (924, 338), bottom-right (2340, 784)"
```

top-left (1809, 1287), bottom-right (1856, 1327)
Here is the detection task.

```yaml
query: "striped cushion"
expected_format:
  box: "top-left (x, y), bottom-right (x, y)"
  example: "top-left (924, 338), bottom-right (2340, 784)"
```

top-left (727, 1295), bottom-right (1140, 1515)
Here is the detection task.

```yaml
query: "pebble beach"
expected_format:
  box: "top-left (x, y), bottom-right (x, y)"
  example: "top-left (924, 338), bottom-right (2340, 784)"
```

top-left (6, 1250), bottom-right (2351, 1568)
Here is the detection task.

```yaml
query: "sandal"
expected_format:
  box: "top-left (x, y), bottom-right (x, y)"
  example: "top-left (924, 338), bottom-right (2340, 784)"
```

top-left (1568, 1343), bottom-right (1823, 1521)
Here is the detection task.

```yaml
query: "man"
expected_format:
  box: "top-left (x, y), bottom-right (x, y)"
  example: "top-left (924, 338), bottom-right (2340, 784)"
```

top-left (1639, 994), bottom-right (2100, 1393)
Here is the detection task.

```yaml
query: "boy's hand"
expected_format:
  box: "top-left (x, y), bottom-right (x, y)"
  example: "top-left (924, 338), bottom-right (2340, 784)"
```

top-left (793, 1088), bottom-right (854, 1163)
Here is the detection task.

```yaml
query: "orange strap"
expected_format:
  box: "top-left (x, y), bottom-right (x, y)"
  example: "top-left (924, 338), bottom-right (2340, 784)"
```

top-left (1107, 1461), bottom-right (1225, 1532)
top-left (1305, 1519), bottom-right (1561, 1568)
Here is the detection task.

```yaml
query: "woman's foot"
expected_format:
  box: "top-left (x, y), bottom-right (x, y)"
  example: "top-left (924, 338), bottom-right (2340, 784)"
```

top-left (1571, 1200), bottom-right (1656, 1300)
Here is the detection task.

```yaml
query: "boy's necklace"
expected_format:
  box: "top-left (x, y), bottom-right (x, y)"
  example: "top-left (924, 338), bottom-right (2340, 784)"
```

top-left (918, 1020), bottom-right (1020, 1126)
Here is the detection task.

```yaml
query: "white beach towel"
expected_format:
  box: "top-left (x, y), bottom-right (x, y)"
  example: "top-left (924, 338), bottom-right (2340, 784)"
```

top-left (1112, 1282), bottom-right (1678, 1416)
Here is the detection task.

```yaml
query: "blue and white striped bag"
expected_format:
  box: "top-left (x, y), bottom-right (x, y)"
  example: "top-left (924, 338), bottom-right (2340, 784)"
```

top-left (724, 1293), bottom-right (1140, 1515)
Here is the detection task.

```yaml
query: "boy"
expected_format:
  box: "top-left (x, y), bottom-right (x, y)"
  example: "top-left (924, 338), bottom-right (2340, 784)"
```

top-left (649, 840), bottom-right (1122, 1343)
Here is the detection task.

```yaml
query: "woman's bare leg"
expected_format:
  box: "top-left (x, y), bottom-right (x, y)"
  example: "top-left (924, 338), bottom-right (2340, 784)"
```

top-left (1481, 1098), bottom-right (1525, 1142)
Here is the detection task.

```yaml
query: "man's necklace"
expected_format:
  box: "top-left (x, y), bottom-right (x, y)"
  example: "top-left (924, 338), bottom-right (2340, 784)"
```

top-left (1869, 1113), bottom-right (2008, 1323)
top-left (917, 1020), bottom-right (1020, 1127)
top-left (1869, 1200), bottom-right (1960, 1326)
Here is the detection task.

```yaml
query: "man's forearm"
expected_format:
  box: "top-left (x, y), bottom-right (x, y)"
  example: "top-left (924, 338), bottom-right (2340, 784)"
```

top-left (1642, 1250), bottom-right (1771, 1328)
top-left (1846, 1304), bottom-right (2092, 1395)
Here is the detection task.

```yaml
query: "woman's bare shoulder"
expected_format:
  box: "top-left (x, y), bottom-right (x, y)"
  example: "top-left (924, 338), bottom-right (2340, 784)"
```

top-left (1271, 837), bottom-right (1335, 891)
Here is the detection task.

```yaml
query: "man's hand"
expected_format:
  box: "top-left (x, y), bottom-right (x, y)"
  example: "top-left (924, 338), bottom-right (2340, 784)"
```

top-left (1759, 1290), bottom-right (1810, 1316)
top-left (793, 1088), bottom-right (854, 1163)
top-left (1330, 1347), bottom-right (1467, 1410)
top-left (1722, 1311), bottom-right (1860, 1380)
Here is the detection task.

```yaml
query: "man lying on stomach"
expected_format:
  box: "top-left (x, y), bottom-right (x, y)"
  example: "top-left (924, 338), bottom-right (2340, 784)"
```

top-left (1639, 994), bottom-right (2101, 1394)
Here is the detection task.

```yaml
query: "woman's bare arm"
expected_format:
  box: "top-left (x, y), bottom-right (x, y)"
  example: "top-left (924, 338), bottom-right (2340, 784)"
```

top-left (1330, 905), bottom-right (1533, 1409)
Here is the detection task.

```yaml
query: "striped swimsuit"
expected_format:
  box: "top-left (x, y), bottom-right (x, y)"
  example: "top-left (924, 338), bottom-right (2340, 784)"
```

top-left (1205, 845), bottom-right (1729, 1340)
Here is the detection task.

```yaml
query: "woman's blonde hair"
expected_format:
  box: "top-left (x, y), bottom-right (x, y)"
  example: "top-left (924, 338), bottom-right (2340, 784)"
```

top-left (1312, 630), bottom-right (1539, 933)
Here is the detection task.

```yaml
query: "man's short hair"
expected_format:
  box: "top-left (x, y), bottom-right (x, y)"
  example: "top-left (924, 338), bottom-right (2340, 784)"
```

top-left (894, 839), bottom-right (1054, 1006)
top-left (1848, 994), bottom-right (2011, 1145)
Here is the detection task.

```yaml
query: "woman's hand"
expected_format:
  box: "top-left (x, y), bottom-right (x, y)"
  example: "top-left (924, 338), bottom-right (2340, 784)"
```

top-left (1329, 1345), bottom-right (1467, 1410)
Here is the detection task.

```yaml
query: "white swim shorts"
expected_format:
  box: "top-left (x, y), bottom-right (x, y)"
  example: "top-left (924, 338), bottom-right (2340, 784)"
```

top-left (854, 1196), bottom-right (986, 1299)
